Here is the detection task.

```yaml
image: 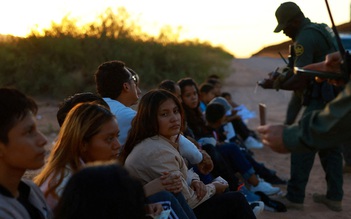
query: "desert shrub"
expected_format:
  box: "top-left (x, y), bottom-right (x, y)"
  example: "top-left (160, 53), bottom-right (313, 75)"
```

top-left (0, 7), bottom-right (233, 98)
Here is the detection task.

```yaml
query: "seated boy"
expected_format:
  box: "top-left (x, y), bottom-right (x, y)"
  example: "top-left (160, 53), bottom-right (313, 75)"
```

top-left (0, 87), bottom-right (52, 218)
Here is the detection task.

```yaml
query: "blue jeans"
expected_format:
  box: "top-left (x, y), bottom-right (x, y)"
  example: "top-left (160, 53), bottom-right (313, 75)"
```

top-left (215, 143), bottom-right (255, 180)
top-left (147, 191), bottom-right (197, 219)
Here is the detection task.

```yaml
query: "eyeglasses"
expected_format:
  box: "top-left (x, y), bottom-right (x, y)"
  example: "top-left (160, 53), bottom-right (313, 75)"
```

top-left (129, 74), bottom-right (138, 83)
top-left (124, 67), bottom-right (139, 84)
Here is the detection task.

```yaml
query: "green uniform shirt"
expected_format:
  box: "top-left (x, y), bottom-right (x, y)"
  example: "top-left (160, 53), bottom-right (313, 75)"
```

top-left (273, 18), bottom-right (337, 94)
top-left (282, 18), bottom-right (341, 152)
top-left (283, 80), bottom-right (351, 152)
top-left (294, 18), bottom-right (337, 67)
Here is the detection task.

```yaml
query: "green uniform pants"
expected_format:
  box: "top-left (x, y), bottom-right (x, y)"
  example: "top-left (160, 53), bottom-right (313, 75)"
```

top-left (286, 98), bottom-right (344, 203)
top-left (284, 92), bottom-right (303, 125)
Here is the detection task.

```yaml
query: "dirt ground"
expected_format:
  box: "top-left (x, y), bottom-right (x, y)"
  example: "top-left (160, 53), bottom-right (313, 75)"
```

top-left (224, 57), bottom-right (351, 219)
top-left (30, 56), bottom-right (351, 218)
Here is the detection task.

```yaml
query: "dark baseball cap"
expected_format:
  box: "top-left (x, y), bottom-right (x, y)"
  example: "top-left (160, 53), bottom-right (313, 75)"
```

top-left (274, 2), bottom-right (302, 33)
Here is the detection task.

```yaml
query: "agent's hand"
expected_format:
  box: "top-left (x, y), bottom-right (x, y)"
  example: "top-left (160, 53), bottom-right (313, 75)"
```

top-left (257, 124), bottom-right (290, 153)
top-left (160, 172), bottom-right (182, 193)
top-left (190, 180), bottom-right (207, 200)
top-left (304, 52), bottom-right (345, 86)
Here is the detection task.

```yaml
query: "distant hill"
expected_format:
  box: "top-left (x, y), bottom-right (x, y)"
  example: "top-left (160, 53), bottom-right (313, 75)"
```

top-left (252, 21), bottom-right (351, 58)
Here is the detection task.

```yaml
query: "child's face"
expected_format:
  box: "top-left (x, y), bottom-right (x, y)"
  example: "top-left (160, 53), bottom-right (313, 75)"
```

top-left (82, 118), bottom-right (121, 162)
top-left (201, 90), bottom-right (216, 104)
top-left (181, 85), bottom-right (198, 109)
top-left (157, 99), bottom-right (181, 140)
top-left (0, 112), bottom-right (47, 171)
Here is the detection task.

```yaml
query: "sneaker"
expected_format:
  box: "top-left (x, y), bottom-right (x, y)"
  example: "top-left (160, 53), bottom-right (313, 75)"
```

top-left (250, 201), bottom-right (264, 217)
top-left (272, 195), bottom-right (304, 210)
top-left (312, 193), bottom-right (342, 212)
top-left (250, 179), bottom-right (280, 196)
top-left (244, 136), bottom-right (263, 149)
top-left (237, 183), bottom-right (260, 202)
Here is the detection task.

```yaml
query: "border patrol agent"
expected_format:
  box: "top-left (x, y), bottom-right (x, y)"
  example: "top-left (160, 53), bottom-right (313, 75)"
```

top-left (270, 2), bottom-right (343, 212)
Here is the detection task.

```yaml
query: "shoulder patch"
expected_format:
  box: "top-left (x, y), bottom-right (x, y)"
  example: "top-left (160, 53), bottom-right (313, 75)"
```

top-left (295, 44), bottom-right (304, 56)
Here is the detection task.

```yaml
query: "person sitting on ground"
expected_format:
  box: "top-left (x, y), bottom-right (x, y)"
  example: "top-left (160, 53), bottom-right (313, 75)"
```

top-left (0, 87), bottom-right (52, 218)
top-left (205, 78), bottom-right (263, 149)
top-left (95, 61), bottom-right (212, 178)
top-left (206, 102), bottom-right (286, 186)
top-left (56, 92), bottom-right (110, 127)
top-left (158, 80), bottom-right (239, 188)
top-left (33, 103), bottom-right (122, 210)
top-left (44, 92), bottom-right (194, 218)
top-left (122, 89), bottom-right (257, 218)
top-left (198, 85), bottom-right (240, 146)
top-left (198, 83), bottom-right (216, 113)
top-left (94, 61), bottom-right (142, 146)
top-left (161, 82), bottom-right (267, 214)
top-left (158, 79), bottom-right (214, 175)
top-left (178, 77), bottom-right (282, 194)
top-left (54, 161), bottom-right (148, 219)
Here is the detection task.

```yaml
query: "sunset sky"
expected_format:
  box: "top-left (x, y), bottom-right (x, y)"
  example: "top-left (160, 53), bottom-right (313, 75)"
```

top-left (0, 0), bottom-right (350, 58)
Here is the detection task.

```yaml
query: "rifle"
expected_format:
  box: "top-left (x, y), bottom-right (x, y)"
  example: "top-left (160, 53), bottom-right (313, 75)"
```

top-left (294, 0), bottom-right (351, 82)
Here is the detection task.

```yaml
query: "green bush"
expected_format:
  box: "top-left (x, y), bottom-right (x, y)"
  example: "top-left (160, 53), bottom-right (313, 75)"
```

top-left (0, 7), bottom-right (234, 99)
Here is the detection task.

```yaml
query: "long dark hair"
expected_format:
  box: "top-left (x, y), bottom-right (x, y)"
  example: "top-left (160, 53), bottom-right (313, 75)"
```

top-left (121, 89), bottom-right (185, 163)
top-left (177, 78), bottom-right (206, 139)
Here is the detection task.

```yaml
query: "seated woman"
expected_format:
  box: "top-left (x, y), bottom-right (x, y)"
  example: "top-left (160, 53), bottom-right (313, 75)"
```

top-left (34, 101), bottom-right (191, 218)
top-left (177, 77), bottom-right (281, 196)
top-left (0, 88), bottom-right (52, 218)
top-left (158, 79), bottom-right (214, 175)
top-left (159, 79), bottom-right (235, 188)
top-left (59, 92), bottom-right (196, 218)
top-left (122, 89), bottom-right (256, 219)
top-left (33, 102), bottom-right (122, 209)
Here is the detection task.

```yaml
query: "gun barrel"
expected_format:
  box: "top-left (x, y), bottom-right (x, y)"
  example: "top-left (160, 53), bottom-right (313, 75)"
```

top-left (278, 52), bottom-right (288, 64)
